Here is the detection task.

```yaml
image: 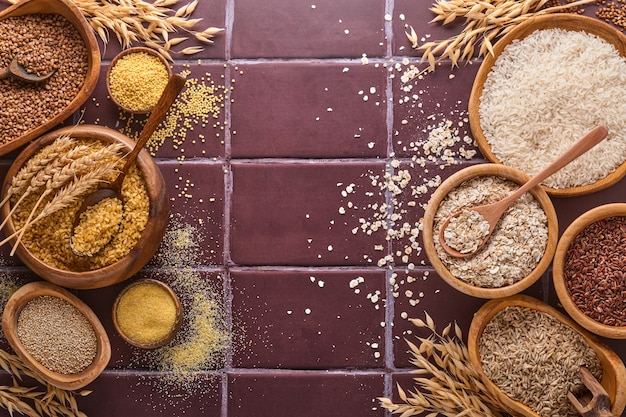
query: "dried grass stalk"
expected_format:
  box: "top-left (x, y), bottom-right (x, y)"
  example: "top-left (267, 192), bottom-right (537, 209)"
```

top-left (407, 0), bottom-right (596, 74)
top-left (0, 349), bottom-right (87, 417)
top-left (378, 312), bottom-right (506, 417)
top-left (8, 0), bottom-right (223, 60)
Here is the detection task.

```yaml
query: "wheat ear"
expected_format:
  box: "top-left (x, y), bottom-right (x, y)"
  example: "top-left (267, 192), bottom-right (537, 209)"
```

top-left (0, 135), bottom-right (76, 209)
top-left (2, 142), bottom-right (124, 234)
top-left (3, 162), bottom-right (118, 252)
top-left (0, 144), bottom-right (92, 231)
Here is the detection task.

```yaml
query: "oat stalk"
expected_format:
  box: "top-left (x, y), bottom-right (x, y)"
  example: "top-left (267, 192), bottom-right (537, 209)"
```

top-left (407, 0), bottom-right (596, 74)
top-left (0, 349), bottom-right (88, 417)
top-left (7, 0), bottom-right (223, 60)
top-left (378, 312), bottom-right (505, 417)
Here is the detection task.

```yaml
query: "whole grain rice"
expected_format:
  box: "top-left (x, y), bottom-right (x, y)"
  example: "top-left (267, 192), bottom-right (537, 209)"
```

top-left (479, 28), bottom-right (626, 189)
top-left (480, 306), bottom-right (602, 417)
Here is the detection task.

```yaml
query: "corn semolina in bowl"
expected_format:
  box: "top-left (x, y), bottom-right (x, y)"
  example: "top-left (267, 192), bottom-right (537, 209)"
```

top-left (0, 125), bottom-right (169, 290)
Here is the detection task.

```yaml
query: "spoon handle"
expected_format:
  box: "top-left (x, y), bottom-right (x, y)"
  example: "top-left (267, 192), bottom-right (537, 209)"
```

top-left (503, 126), bottom-right (608, 204)
top-left (119, 73), bottom-right (187, 175)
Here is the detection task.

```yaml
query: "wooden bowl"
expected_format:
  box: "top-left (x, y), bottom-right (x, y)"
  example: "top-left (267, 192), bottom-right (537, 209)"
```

top-left (112, 279), bottom-right (182, 349)
top-left (553, 203), bottom-right (626, 339)
top-left (468, 294), bottom-right (626, 417)
top-left (422, 164), bottom-right (558, 298)
top-left (468, 14), bottom-right (626, 197)
top-left (106, 47), bottom-right (172, 114)
top-left (0, 0), bottom-right (100, 156)
top-left (0, 124), bottom-right (170, 290)
top-left (1, 281), bottom-right (111, 390)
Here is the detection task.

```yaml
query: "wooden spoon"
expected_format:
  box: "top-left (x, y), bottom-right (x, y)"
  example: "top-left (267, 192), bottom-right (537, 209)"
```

top-left (0, 53), bottom-right (56, 83)
top-left (439, 126), bottom-right (609, 258)
top-left (569, 367), bottom-right (617, 417)
top-left (69, 73), bottom-right (186, 256)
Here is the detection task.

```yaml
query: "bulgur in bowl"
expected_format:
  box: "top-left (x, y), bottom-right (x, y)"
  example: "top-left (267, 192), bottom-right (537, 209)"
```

top-left (422, 164), bottom-right (558, 298)
top-left (0, 124), bottom-right (169, 290)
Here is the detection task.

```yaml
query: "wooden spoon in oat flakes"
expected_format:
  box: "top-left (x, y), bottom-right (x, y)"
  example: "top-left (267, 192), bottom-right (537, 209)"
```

top-left (439, 126), bottom-right (609, 258)
top-left (69, 73), bottom-right (186, 257)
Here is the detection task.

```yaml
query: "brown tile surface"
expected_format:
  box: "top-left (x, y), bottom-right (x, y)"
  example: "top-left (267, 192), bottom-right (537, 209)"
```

top-left (227, 371), bottom-right (385, 416)
top-left (230, 62), bottom-right (387, 158)
top-left (1, 0), bottom-right (626, 416)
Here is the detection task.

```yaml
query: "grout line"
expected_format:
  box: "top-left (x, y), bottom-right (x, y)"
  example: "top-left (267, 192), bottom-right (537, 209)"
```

top-left (222, 1), bottom-right (235, 416)
top-left (383, 0), bottom-right (396, 412)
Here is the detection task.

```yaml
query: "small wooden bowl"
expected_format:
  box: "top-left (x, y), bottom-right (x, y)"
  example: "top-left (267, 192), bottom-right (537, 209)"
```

top-left (553, 203), bottom-right (626, 339)
top-left (112, 279), bottom-right (182, 349)
top-left (107, 47), bottom-right (172, 114)
top-left (0, 124), bottom-right (170, 290)
top-left (468, 14), bottom-right (626, 197)
top-left (0, 0), bottom-right (100, 157)
top-left (1, 281), bottom-right (111, 390)
top-left (468, 294), bottom-right (626, 417)
top-left (422, 164), bottom-right (558, 298)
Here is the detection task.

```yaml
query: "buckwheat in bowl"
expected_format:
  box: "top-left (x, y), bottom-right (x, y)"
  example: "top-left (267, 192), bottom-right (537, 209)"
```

top-left (469, 14), bottom-right (626, 196)
top-left (422, 164), bottom-right (558, 298)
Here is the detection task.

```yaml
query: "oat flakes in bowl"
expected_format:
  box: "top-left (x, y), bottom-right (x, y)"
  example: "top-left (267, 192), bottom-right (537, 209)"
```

top-left (422, 164), bottom-right (558, 298)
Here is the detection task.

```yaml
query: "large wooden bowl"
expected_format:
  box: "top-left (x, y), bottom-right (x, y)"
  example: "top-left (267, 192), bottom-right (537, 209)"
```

top-left (422, 164), bottom-right (558, 298)
top-left (0, 125), bottom-right (170, 290)
top-left (553, 203), bottom-right (626, 339)
top-left (468, 294), bottom-right (626, 417)
top-left (0, 0), bottom-right (101, 156)
top-left (468, 14), bottom-right (626, 197)
top-left (2, 281), bottom-right (111, 390)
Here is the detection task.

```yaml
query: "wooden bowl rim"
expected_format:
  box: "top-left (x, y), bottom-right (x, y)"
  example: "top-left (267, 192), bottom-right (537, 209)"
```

top-left (467, 294), bottom-right (626, 417)
top-left (468, 14), bottom-right (626, 197)
top-left (422, 164), bottom-right (558, 298)
top-left (0, 0), bottom-right (101, 157)
top-left (106, 46), bottom-right (173, 114)
top-left (553, 203), bottom-right (626, 338)
top-left (0, 124), bottom-right (170, 290)
top-left (112, 278), bottom-right (182, 349)
top-left (1, 281), bottom-right (111, 390)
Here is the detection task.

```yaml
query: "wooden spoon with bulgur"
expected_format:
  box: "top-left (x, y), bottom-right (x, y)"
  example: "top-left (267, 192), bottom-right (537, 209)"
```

top-left (70, 73), bottom-right (186, 256)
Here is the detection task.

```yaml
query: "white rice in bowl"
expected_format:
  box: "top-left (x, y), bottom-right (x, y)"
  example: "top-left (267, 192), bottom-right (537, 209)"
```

top-left (479, 28), bottom-right (626, 189)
